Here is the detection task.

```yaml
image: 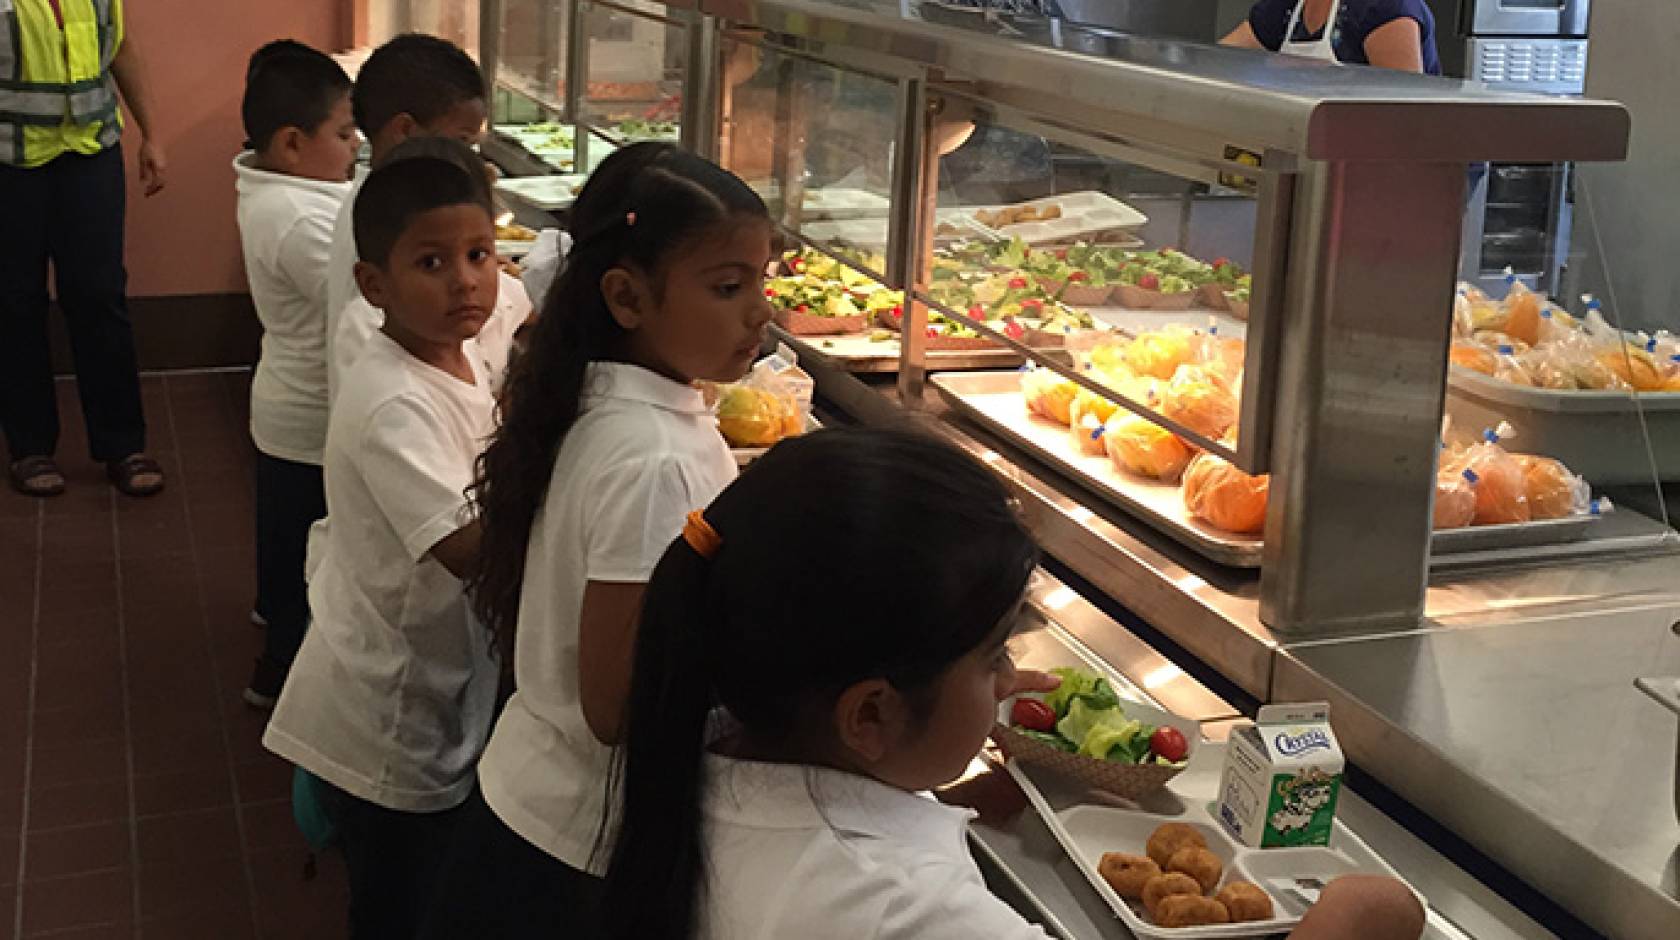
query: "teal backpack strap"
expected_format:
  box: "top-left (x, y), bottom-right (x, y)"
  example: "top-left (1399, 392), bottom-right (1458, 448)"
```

top-left (291, 768), bottom-right (339, 878)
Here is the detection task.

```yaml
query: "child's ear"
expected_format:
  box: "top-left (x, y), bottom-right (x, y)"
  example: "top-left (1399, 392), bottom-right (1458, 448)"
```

top-left (833, 678), bottom-right (907, 765)
top-left (354, 260), bottom-right (390, 310)
top-left (273, 126), bottom-right (305, 166)
top-left (600, 268), bottom-right (647, 331)
top-left (388, 112), bottom-right (420, 144)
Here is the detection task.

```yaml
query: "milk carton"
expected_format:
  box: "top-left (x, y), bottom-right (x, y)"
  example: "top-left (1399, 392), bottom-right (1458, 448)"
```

top-left (1217, 702), bottom-right (1344, 848)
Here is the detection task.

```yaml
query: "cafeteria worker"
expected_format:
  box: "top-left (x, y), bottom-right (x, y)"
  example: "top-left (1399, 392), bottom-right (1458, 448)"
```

top-left (1222, 0), bottom-right (1442, 75)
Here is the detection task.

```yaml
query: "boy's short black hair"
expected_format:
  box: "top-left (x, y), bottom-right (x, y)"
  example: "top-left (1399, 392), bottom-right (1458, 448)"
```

top-left (352, 33), bottom-right (485, 137)
top-left (353, 137), bottom-right (494, 268)
top-left (241, 40), bottom-right (351, 152)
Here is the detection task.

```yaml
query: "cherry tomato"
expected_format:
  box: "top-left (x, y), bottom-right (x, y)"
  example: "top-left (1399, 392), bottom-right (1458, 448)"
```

top-left (1138, 272), bottom-right (1161, 291)
top-left (1011, 698), bottom-right (1057, 732)
top-left (1149, 726), bottom-right (1189, 762)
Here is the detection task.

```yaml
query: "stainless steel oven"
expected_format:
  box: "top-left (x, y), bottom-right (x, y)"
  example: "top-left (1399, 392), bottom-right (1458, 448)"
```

top-left (1427, 0), bottom-right (1592, 293)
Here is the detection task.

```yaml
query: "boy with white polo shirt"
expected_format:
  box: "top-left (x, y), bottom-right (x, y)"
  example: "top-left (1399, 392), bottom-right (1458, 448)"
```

top-left (263, 137), bottom-right (500, 937)
top-left (233, 40), bottom-right (357, 706)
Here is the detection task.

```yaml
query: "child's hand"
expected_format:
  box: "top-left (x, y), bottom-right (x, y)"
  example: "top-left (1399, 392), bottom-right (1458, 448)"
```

top-left (935, 765), bottom-right (1029, 827)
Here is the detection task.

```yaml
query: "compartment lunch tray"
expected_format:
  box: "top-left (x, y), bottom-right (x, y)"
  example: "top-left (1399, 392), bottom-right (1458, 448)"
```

top-left (1004, 744), bottom-right (1416, 940)
top-left (933, 370), bottom-right (1599, 569)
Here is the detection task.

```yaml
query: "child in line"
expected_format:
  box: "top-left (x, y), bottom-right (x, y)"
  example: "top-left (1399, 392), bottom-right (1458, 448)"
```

top-left (263, 137), bottom-right (502, 937)
top-left (233, 39), bottom-right (358, 707)
top-left (320, 32), bottom-right (530, 407)
top-left (420, 143), bottom-right (774, 937)
top-left (602, 426), bottom-right (1429, 940)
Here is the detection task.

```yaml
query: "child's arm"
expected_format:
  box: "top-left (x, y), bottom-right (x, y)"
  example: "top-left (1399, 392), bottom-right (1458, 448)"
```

top-left (577, 581), bottom-right (647, 745)
top-left (1287, 875), bottom-right (1426, 940)
top-left (429, 519), bottom-right (482, 581)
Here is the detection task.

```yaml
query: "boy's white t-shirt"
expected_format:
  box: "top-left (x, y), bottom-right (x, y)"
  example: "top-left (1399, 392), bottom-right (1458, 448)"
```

top-left (264, 330), bottom-right (498, 813)
top-left (328, 271), bottom-right (529, 408)
top-left (477, 362), bottom-right (737, 871)
top-left (233, 153), bottom-right (353, 465)
top-left (323, 171), bottom-right (365, 380)
top-left (699, 756), bottom-right (1055, 939)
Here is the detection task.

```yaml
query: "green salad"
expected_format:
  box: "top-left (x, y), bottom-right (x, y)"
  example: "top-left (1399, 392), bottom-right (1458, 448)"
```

top-left (1008, 667), bottom-right (1189, 766)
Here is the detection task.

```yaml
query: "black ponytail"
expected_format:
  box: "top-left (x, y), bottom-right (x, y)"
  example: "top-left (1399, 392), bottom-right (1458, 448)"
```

top-left (467, 142), bottom-right (769, 662)
top-left (603, 425), bottom-right (1040, 940)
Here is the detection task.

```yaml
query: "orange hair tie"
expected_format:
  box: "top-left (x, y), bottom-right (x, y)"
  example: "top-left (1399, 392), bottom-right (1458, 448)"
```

top-left (683, 510), bottom-right (722, 559)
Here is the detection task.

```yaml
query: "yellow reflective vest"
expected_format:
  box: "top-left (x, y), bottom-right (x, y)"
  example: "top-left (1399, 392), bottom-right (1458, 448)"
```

top-left (0, 0), bottom-right (124, 167)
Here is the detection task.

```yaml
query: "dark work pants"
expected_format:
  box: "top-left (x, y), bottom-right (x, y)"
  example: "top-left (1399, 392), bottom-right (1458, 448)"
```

top-left (420, 787), bottom-right (605, 939)
top-left (0, 145), bottom-right (146, 462)
top-left (254, 451), bottom-right (325, 668)
top-left (320, 780), bottom-right (469, 940)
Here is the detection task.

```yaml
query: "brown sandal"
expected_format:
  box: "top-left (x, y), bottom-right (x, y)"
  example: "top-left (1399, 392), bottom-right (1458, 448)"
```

top-left (108, 453), bottom-right (165, 497)
top-left (9, 456), bottom-right (66, 497)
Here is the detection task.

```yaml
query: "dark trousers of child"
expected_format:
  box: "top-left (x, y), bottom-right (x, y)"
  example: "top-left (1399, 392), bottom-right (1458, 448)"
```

top-left (254, 452), bottom-right (325, 671)
top-left (320, 780), bottom-right (468, 940)
top-left (0, 145), bottom-right (146, 462)
top-left (419, 787), bottom-right (605, 939)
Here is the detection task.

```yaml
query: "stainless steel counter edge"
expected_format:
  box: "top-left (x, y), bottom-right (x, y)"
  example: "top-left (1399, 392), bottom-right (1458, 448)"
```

top-left (1273, 646), bottom-right (1680, 940)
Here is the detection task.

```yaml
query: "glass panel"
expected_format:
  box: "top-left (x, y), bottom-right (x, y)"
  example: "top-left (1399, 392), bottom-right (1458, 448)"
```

top-left (924, 95), bottom-right (1258, 463)
top-left (579, 1), bottom-right (686, 146)
top-left (496, 0), bottom-right (567, 119)
top-left (1441, 161), bottom-right (1677, 570)
top-left (405, 0), bottom-right (483, 60)
top-left (720, 36), bottom-right (900, 273)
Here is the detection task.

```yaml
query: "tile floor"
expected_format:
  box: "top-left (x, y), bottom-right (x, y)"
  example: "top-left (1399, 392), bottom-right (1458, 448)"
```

top-left (2, 372), bottom-right (349, 939)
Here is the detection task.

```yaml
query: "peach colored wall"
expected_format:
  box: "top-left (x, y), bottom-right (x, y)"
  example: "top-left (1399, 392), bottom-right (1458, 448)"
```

top-left (119, 0), bottom-right (348, 297)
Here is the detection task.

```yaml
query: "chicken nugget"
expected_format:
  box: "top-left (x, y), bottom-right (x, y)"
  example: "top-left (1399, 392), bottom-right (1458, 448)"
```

top-left (1140, 872), bottom-right (1202, 920)
top-left (1216, 881), bottom-right (1275, 922)
top-left (1097, 853), bottom-right (1161, 900)
top-left (1156, 895), bottom-right (1231, 928)
top-left (1145, 822), bottom-right (1207, 869)
top-left (1166, 845), bottom-right (1223, 894)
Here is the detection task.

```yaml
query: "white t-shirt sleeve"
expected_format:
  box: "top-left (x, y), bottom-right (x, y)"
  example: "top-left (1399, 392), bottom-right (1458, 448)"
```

top-left (274, 212), bottom-right (337, 311)
top-left (357, 396), bottom-right (475, 563)
top-left (583, 455), bottom-right (700, 583)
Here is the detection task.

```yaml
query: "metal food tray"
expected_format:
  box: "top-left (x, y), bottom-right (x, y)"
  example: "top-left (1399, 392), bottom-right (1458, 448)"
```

top-left (1447, 366), bottom-right (1680, 483)
top-left (934, 371), bottom-right (1598, 568)
top-left (495, 174), bottom-right (591, 211)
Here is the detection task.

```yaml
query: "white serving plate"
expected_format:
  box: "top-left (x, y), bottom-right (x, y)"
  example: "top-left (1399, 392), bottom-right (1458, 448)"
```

top-left (1006, 742), bottom-right (1418, 940)
top-left (969, 191), bottom-right (1149, 245)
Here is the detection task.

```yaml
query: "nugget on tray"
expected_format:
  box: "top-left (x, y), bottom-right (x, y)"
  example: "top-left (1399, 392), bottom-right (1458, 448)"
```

top-left (1145, 822), bottom-right (1207, 869)
top-left (1166, 845), bottom-right (1223, 894)
top-left (1098, 853), bottom-right (1160, 900)
top-left (1140, 872), bottom-right (1202, 920)
top-left (1216, 881), bottom-right (1275, 922)
top-left (1156, 895), bottom-right (1231, 927)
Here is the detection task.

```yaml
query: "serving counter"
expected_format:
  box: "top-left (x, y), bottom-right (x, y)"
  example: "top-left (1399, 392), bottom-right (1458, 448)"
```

top-left (362, 0), bottom-right (1680, 933)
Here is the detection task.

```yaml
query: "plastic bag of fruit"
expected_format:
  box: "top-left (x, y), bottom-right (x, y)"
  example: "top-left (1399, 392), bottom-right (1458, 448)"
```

top-left (714, 347), bottom-right (810, 448)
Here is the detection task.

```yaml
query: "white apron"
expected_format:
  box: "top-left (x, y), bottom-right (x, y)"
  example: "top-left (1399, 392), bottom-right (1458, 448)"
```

top-left (1280, 0), bottom-right (1346, 65)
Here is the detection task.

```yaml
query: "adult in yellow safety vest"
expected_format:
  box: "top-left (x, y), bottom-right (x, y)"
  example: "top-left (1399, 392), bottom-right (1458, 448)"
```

top-left (0, 0), bottom-right (167, 497)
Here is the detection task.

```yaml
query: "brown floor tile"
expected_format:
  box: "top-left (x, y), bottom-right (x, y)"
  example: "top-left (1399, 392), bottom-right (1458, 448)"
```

top-left (131, 727), bottom-right (227, 778)
top-left (136, 807), bottom-right (241, 870)
top-left (30, 738), bottom-right (127, 789)
top-left (24, 922), bottom-right (136, 939)
top-left (33, 662), bottom-right (124, 711)
top-left (0, 787), bottom-right (23, 829)
top-left (21, 868), bottom-right (133, 933)
top-left (135, 845), bottom-right (247, 921)
top-left (247, 847), bottom-right (347, 940)
top-left (24, 820), bottom-right (132, 880)
top-left (32, 701), bottom-right (126, 750)
top-left (34, 610), bottom-right (123, 649)
top-left (0, 890), bottom-right (15, 940)
top-left (1, 831), bottom-right (19, 884)
top-left (0, 732), bottom-right (25, 792)
top-left (231, 759), bottom-right (293, 807)
top-left (132, 768), bottom-right (233, 818)
top-left (140, 905), bottom-right (256, 940)
top-left (27, 779), bottom-right (130, 831)
top-left (238, 801), bottom-right (305, 855)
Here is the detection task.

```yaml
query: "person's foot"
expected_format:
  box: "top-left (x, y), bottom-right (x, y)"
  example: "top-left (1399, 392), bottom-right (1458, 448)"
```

top-left (243, 655), bottom-right (289, 710)
top-left (8, 456), bottom-right (66, 497)
top-left (250, 609), bottom-right (269, 629)
top-left (107, 453), bottom-right (165, 497)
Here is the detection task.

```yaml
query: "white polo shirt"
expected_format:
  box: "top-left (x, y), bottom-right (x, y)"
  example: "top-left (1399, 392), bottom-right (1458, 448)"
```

top-left (477, 362), bottom-right (736, 871)
top-left (233, 153), bottom-right (352, 465)
top-left (328, 271), bottom-right (530, 408)
top-left (699, 756), bottom-right (1055, 939)
top-left (264, 331), bottom-right (499, 813)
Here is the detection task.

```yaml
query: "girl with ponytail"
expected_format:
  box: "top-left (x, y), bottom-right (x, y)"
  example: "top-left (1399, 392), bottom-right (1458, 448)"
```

top-left (422, 142), bottom-right (773, 937)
